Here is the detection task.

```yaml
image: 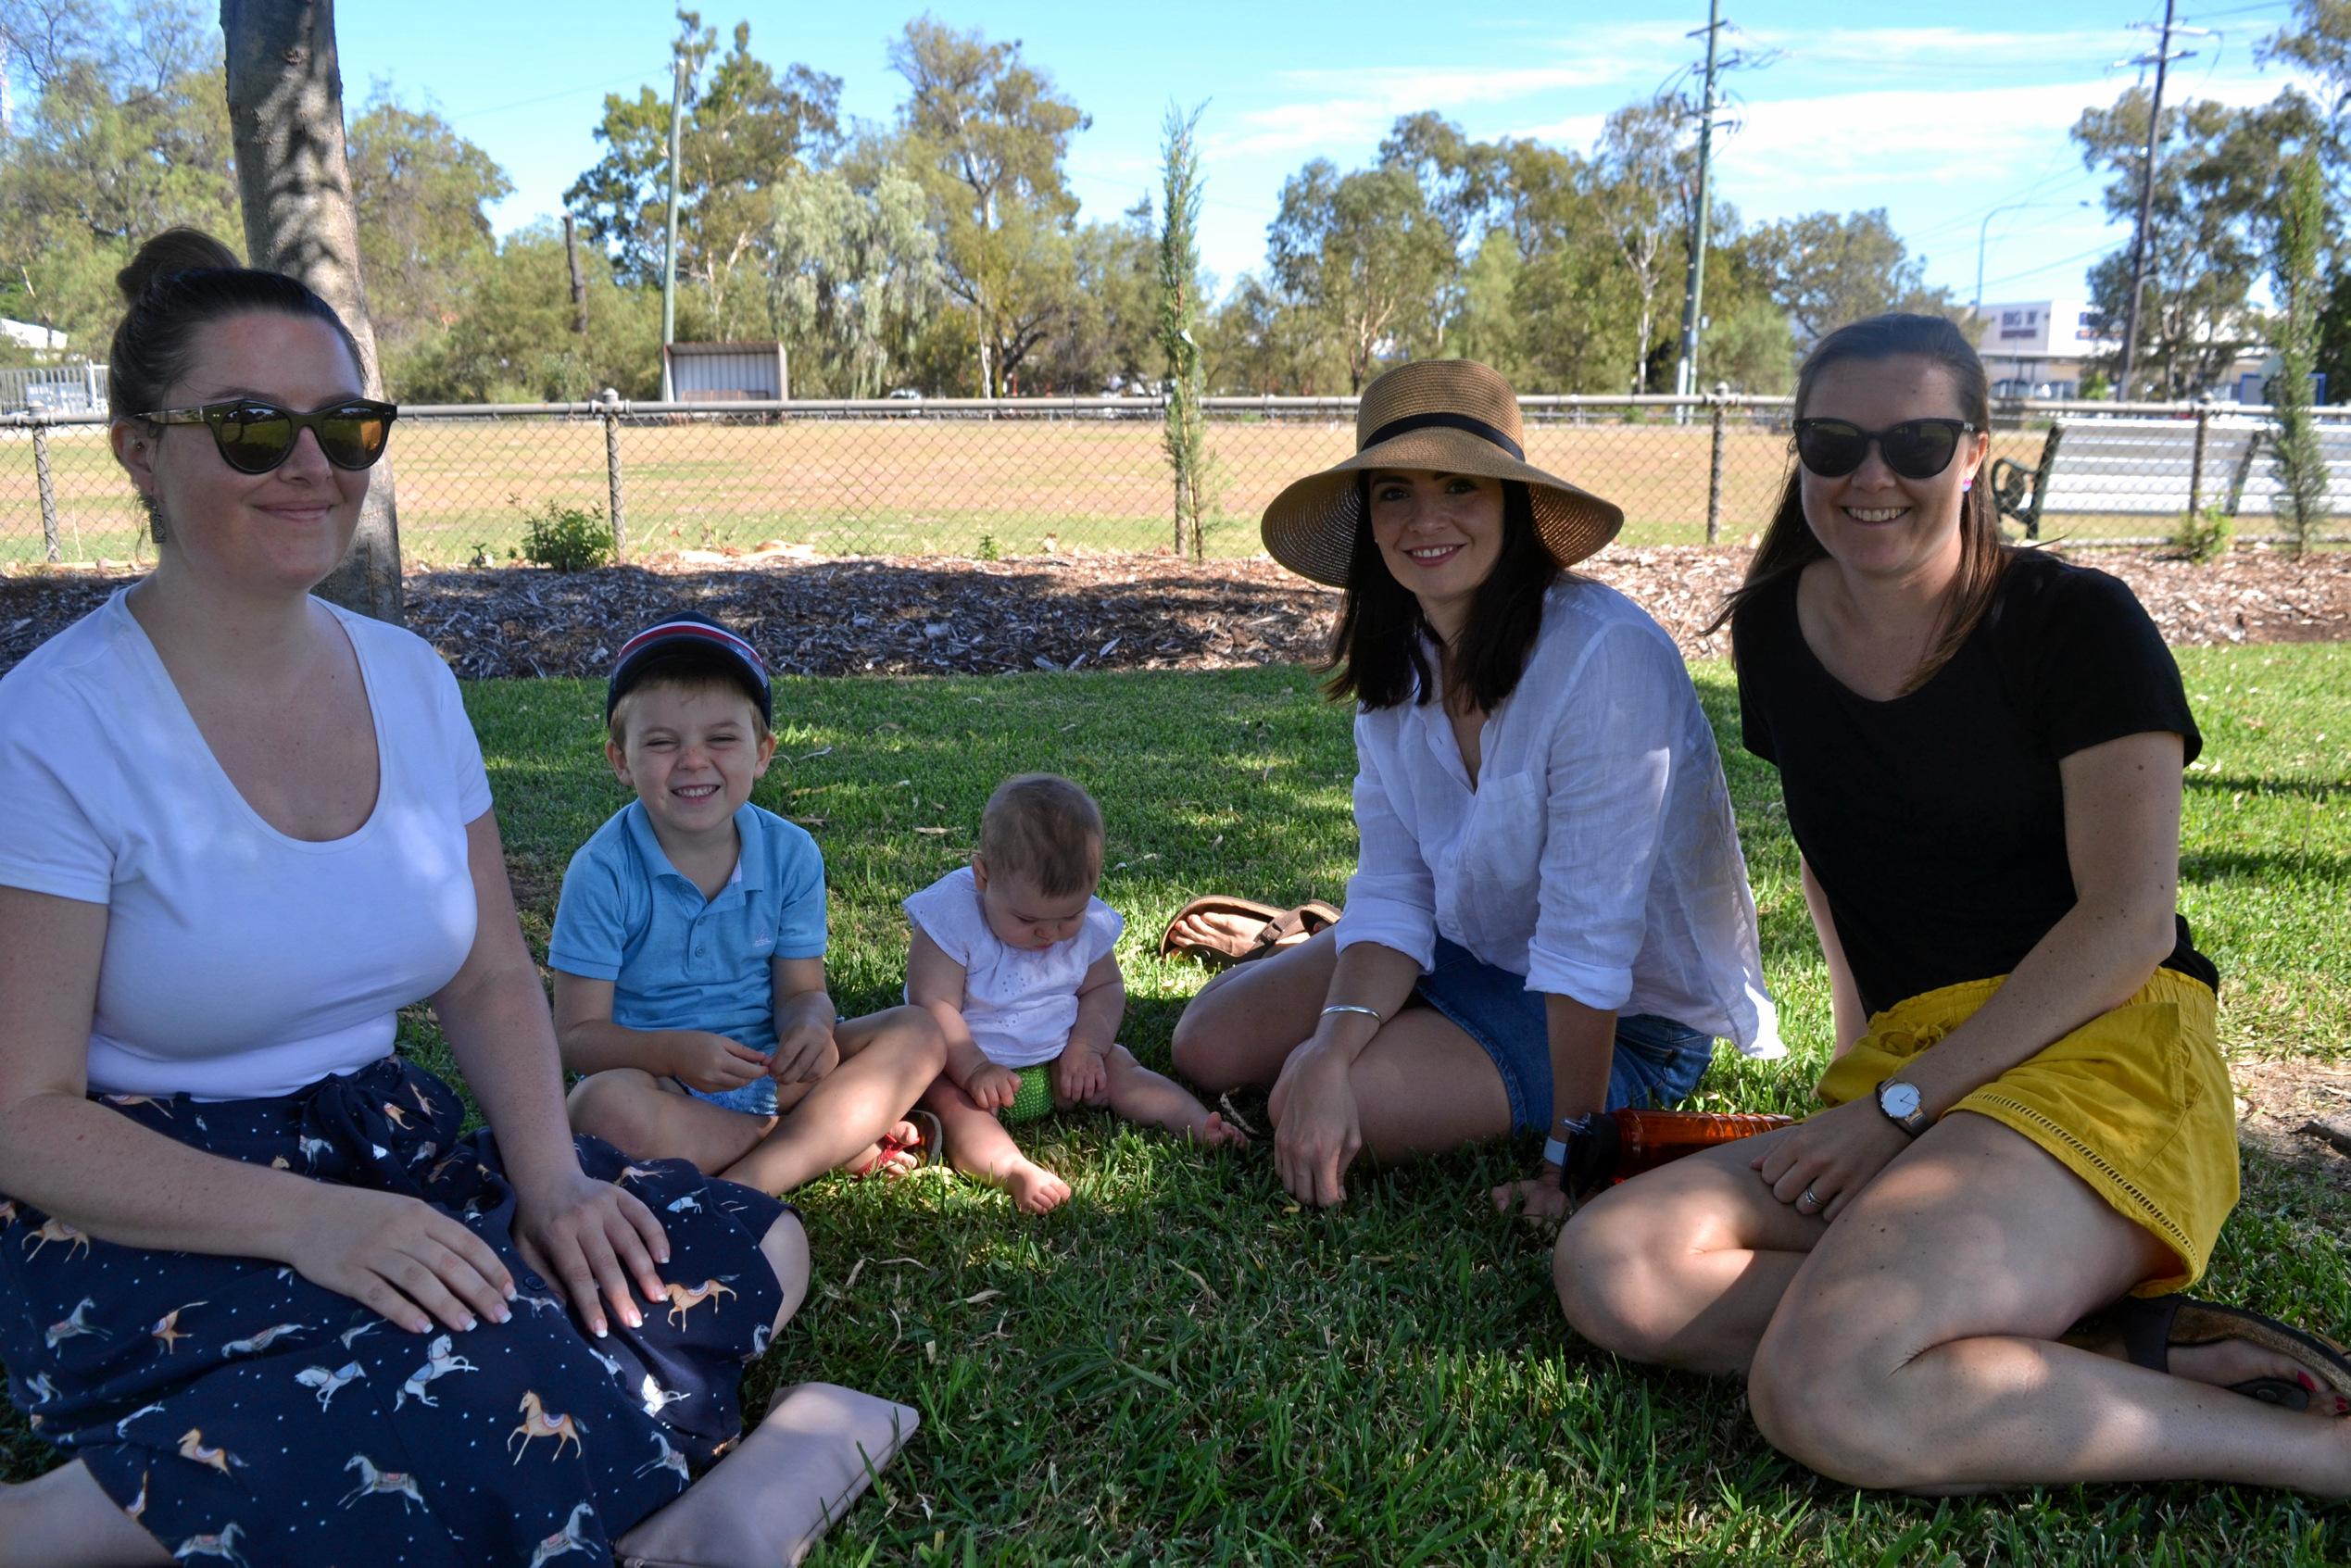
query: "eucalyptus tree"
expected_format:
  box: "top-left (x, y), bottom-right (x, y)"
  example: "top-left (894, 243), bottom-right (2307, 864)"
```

top-left (888, 15), bottom-right (1087, 397)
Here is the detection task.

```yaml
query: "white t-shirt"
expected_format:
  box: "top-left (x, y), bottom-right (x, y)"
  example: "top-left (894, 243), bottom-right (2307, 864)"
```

top-left (0, 589), bottom-right (492, 1100)
top-left (901, 866), bottom-right (1124, 1069)
top-left (1337, 579), bottom-right (1782, 1058)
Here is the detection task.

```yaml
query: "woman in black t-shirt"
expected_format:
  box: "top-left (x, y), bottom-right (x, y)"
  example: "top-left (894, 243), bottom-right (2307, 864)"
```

top-left (1553, 313), bottom-right (2351, 1498)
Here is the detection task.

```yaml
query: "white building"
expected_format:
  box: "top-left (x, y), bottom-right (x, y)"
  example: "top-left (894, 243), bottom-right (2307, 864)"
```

top-left (1967, 300), bottom-right (2112, 399)
top-left (0, 317), bottom-right (67, 355)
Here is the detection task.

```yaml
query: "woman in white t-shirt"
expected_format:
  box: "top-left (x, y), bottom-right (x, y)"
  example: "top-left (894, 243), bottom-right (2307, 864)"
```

top-left (1171, 359), bottom-right (1780, 1215)
top-left (0, 230), bottom-right (806, 1568)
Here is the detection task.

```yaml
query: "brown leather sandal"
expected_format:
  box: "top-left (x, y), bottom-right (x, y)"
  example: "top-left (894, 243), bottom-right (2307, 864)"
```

top-left (1158, 896), bottom-right (1342, 969)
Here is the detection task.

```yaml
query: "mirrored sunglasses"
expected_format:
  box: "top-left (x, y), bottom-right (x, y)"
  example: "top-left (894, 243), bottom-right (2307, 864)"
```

top-left (136, 397), bottom-right (399, 474)
top-left (1792, 417), bottom-right (1975, 481)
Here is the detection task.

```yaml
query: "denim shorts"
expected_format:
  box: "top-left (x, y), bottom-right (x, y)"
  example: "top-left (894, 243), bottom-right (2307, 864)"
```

top-left (1413, 936), bottom-right (1716, 1136)
top-left (688, 1077), bottom-right (779, 1117)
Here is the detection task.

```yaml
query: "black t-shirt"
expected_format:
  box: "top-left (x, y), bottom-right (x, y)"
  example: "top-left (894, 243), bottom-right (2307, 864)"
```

top-left (1734, 550), bottom-right (2216, 1017)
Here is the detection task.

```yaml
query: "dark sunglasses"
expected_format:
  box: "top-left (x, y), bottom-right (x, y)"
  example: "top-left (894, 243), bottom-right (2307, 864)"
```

top-left (1792, 417), bottom-right (1975, 481)
top-left (135, 397), bottom-right (398, 474)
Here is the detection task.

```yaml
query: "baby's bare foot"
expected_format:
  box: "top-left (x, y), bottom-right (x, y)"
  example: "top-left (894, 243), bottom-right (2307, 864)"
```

top-left (1189, 1111), bottom-right (1249, 1150)
top-left (1002, 1159), bottom-right (1072, 1215)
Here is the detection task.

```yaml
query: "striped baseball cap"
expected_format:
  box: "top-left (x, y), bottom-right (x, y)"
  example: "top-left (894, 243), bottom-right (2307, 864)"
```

top-left (606, 610), bottom-right (771, 723)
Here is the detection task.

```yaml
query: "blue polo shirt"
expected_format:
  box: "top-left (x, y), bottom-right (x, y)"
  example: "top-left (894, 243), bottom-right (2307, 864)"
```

top-left (549, 801), bottom-right (827, 1112)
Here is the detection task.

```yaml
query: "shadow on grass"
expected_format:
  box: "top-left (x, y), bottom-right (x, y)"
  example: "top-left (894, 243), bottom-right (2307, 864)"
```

top-left (2185, 773), bottom-right (2347, 803)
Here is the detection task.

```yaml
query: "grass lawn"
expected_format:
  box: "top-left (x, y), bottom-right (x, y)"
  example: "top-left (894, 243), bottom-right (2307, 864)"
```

top-left (6, 646), bottom-right (2349, 1562)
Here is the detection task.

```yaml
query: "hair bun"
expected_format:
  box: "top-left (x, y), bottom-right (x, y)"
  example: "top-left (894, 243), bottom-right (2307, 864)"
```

top-left (117, 227), bottom-right (245, 305)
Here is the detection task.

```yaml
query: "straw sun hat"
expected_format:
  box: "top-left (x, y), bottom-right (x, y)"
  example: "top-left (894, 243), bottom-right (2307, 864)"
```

top-left (1259, 358), bottom-right (1624, 587)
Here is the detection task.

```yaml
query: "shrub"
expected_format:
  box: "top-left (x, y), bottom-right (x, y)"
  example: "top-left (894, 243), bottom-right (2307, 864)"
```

top-left (518, 500), bottom-right (614, 571)
top-left (2171, 504), bottom-right (2234, 565)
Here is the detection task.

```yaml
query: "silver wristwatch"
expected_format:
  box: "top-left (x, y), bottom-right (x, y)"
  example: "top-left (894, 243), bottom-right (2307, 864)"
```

top-left (1876, 1078), bottom-right (1930, 1137)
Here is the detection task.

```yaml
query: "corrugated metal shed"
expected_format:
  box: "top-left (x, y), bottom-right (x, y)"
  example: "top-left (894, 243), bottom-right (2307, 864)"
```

top-left (661, 341), bottom-right (788, 401)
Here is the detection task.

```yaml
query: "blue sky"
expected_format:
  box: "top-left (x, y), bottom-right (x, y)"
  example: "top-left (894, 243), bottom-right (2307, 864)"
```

top-left (335, 0), bottom-right (2319, 309)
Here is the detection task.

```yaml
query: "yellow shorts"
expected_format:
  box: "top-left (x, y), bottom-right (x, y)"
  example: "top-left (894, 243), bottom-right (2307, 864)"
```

top-left (1816, 969), bottom-right (2234, 1294)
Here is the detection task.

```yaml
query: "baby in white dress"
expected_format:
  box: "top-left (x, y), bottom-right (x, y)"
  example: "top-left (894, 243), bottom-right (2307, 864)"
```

top-left (904, 774), bottom-right (1245, 1213)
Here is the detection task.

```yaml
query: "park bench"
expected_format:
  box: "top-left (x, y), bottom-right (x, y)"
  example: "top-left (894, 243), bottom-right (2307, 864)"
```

top-left (1992, 415), bottom-right (2351, 538)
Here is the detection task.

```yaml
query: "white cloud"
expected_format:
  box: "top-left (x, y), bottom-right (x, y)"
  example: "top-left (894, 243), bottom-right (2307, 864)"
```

top-left (1508, 112), bottom-right (1608, 152)
top-left (1741, 26), bottom-right (2124, 68)
top-left (1707, 72), bottom-right (2297, 215)
top-left (1208, 24), bottom-right (1690, 158)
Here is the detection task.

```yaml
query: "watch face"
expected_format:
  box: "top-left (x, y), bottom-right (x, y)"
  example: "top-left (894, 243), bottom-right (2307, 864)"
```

top-left (1882, 1081), bottom-right (1922, 1119)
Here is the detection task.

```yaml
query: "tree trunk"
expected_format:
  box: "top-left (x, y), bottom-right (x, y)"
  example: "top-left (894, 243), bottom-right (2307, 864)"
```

top-left (220, 0), bottom-right (403, 624)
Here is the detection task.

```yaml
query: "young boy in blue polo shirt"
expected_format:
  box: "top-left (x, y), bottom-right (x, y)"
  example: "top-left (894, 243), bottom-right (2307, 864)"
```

top-left (551, 611), bottom-right (946, 1194)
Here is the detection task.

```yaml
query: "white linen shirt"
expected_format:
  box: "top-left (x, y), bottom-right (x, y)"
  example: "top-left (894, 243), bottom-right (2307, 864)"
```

top-left (1336, 580), bottom-right (1780, 1056)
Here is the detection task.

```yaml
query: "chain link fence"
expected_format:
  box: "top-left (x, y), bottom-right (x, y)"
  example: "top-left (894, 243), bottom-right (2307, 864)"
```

top-left (6, 392), bottom-right (2347, 570)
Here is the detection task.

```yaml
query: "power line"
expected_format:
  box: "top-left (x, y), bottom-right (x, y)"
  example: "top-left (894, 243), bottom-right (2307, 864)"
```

top-left (1980, 239), bottom-right (2120, 294)
top-left (2181, 0), bottom-right (2294, 20)
top-left (444, 71), bottom-right (658, 124)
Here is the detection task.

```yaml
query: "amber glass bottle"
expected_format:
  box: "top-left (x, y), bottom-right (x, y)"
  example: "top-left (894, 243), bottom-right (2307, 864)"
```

top-left (1556, 1109), bottom-right (1794, 1200)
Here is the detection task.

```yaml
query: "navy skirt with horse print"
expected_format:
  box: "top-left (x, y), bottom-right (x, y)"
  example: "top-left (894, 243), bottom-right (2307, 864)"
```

top-left (0, 1055), bottom-right (789, 1567)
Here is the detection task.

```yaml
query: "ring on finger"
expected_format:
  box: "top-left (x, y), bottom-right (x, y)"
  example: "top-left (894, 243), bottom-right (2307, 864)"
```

top-left (1799, 1185), bottom-right (1823, 1210)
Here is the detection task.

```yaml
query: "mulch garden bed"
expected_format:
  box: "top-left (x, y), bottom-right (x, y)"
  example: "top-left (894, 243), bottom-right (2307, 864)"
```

top-left (4, 544), bottom-right (2347, 681)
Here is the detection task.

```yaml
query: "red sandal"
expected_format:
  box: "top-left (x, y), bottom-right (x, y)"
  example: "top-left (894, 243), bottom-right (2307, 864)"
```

top-left (846, 1109), bottom-right (943, 1179)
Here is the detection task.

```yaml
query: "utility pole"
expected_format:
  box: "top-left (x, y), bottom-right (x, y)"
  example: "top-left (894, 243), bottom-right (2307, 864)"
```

top-left (660, 54), bottom-right (686, 398)
top-left (2115, 0), bottom-right (2200, 400)
top-left (1673, 0), bottom-right (1723, 400)
top-left (561, 214), bottom-right (588, 336)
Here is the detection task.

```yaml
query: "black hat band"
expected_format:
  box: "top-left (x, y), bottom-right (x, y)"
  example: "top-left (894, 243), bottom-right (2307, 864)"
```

top-left (1361, 409), bottom-right (1525, 462)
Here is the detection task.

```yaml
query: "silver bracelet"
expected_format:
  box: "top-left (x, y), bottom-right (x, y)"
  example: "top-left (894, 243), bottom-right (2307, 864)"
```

top-left (1319, 1003), bottom-right (1384, 1026)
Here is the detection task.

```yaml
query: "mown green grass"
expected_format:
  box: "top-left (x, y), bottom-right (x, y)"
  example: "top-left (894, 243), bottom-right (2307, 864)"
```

top-left (6, 647), bottom-right (2349, 1562)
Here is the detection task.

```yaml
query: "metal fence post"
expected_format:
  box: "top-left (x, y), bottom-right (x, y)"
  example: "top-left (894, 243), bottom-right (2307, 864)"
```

top-left (31, 418), bottom-right (62, 563)
top-left (598, 388), bottom-right (627, 562)
top-left (2187, 393), bottom-right (2214, 519)
top-left (1706, 383), bottom-right (1730, 545)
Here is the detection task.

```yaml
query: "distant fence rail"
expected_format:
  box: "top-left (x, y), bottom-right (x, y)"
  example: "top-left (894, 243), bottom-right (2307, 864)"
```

top-left (6, 390), bottom-right (2348, 569)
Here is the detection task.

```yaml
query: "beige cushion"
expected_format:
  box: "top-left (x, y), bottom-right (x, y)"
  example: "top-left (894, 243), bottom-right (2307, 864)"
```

top-left (616, 1383), bottom-right (920, 1568)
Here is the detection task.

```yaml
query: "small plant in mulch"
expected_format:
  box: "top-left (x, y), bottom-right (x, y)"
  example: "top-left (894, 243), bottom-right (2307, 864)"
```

top-left (515, 497), bottom-right (616, 571)
top-left (2169, 504), bottom-right (2234, 565)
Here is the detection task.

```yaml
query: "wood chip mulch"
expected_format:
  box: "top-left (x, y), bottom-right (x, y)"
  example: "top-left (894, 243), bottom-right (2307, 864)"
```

top-left (3, 545), bottom-right (2346, 681)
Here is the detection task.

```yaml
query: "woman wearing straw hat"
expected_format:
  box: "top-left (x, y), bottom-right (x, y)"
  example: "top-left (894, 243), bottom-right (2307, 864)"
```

top-left (1170, 358), bottom-right (1781, 1212)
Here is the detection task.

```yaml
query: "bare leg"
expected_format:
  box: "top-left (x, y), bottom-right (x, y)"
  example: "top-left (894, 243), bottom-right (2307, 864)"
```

top-left (721, 1006), bottom-right (946, 1195)
top-left (919, 1074), bottom-right (1070, 1214)
top-left (758, 1209), bottom-right (811, 1337)
top-left (0, 1462), bottom-right (171, 1568)
top-left (1256, 1003), bottom-right (1513, 1162)
top-left (1569, 1109), bottom-right (2351, 1494)
top-left (1555, 1123), bottom-right (1823, 1375)
top-left (1095, 1045), bottom-right (1247, 1148)
top-left (1332, 1010), bottom-right (1514, 1159)
top-left (568, 1067), bottom-right (779, 1173)
top-left (1169, 928), bottom-right (1336, 1092)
